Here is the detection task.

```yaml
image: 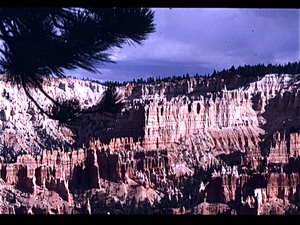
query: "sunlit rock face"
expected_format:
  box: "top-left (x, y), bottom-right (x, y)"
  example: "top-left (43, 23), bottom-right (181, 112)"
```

top-left (112, 74), bottom-right (300, 171)
top-left (0, 73), bottom-right (299, 161)
top-left (0, 77), bottom-right (106, 155)
top-left (0, 73), bottom-right (300, 214)
top-left (139, 74), bottom-right (299, 153)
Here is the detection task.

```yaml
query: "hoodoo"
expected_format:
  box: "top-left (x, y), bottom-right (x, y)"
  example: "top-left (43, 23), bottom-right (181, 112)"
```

top-left (0, 73), bottom-right (299, 214)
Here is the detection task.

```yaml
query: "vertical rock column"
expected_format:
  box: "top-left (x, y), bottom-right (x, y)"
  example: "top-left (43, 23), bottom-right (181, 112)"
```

top-left (85, 149), bottom-right (101, 189)
top-left (16, 155), bottom-right (37, 194)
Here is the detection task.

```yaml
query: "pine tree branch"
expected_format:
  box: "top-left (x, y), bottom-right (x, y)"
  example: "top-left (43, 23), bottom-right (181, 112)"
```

top-left (21, 79), bottom-right (57, 120)
top-left (0, 8), bottom-right (154, 122)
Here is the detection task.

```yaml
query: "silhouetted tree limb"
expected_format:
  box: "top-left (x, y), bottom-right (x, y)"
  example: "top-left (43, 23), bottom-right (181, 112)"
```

top-left (0, 7), bottom-right (155, 121)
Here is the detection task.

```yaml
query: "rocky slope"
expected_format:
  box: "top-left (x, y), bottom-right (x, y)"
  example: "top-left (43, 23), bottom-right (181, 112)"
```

top-left (0, 73), bottom-right (300, 214)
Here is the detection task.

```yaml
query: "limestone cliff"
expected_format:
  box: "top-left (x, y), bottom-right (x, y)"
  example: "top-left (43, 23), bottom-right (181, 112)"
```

top-left (0, 73), bottom-right (299, 214)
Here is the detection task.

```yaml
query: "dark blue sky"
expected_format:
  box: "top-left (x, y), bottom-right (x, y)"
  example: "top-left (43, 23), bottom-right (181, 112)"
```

top-left (66, 8), bottom-right (300, 82)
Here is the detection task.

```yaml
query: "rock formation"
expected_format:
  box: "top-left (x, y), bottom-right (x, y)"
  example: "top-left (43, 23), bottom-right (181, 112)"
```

top-left (0, 73), bottom-right (299, 214)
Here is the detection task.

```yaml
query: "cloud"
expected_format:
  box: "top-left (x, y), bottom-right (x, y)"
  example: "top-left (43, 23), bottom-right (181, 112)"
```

top-left (68, 8), bottom-right (300, 81)
top-left (112, 9), bottom-right (297, 65)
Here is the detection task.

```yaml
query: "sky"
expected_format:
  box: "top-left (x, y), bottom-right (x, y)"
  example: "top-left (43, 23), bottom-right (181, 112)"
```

top-left (67, 8), bottom-right (300, 82)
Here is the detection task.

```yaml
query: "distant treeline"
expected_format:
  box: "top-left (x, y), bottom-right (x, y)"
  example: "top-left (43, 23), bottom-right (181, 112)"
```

top-left (100, 73), bottom-right (196, 87)
top-left (212, 61), bottom-right (300, 78)
top-left (71, 61), bottom-right (300, 87)
top-left (77, 73), bottom-right (198, 87)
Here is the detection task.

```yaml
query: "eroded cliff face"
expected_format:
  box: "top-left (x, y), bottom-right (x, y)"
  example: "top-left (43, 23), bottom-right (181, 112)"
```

top-left (140, 74), bottom-right (299, 153)
top-left (0, 76), bottom-right (107, 155)
top-left (0, 145), bottom-right (175, 214)
top-left (1, 73), bottom-right (298, 164)
top-left (0, 73), bottom-right (300, 214)
top-left (109, 74), bottom-right (300, 172)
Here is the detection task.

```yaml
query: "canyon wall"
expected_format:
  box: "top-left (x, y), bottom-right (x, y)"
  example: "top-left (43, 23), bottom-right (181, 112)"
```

top-left (0, 73), bottom-right (300, 214)
top-left (0, 141), bottom-right (174, 198)
top-left (202, 168), bottom-right (300, 215)
top-left (1, 73), bottom-right (300, 165)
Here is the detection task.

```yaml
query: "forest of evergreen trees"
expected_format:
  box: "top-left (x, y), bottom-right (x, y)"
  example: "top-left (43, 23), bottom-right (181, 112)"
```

top-left (211, 61), bottom-right (300, 78)
top-left (80, 61), bottom-right (300, 87)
